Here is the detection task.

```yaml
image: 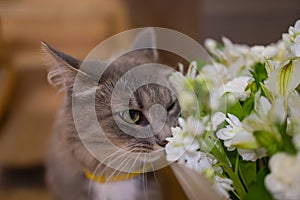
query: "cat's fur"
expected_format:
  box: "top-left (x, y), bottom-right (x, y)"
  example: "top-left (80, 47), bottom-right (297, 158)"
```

top-left (43, 29), bottom-right (180, 200)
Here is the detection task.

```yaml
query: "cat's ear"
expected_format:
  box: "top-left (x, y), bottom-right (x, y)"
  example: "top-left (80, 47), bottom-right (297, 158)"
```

top-left (41, 41), bottom-right (83, 92)
top-left (132, 28), bottom-right (158, 60)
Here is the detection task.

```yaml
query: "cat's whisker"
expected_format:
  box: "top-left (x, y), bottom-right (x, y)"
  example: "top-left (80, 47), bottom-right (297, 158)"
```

top-left (87, 146), bottom-right (133, 194)
top-left (92, 146), bottom-right (129, 173)
top-left (105, 151), bottom-right (134, 183)
top-left (87, 149), bottom-right (134, 199)
top-left (124, 150), bottom-right (142, 181)
top-left (96, 142), bottom-right (140, 168)
top-left (143, 153), bottom-right (149, 199)
top-left (108, 151), bottom-right (139, 184)
top-left (112, 152), bottom-right (137, 179)
top-left (115, 152), bottom-right (139, 183)
top-left (149, 161), bottom-right (159, 184)
top-left (86, 150), bottom-right (132, 199)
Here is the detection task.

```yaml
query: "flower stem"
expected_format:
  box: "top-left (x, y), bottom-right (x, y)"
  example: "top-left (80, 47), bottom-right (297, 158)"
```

top-left (205, 135), bottom-right (247, 199)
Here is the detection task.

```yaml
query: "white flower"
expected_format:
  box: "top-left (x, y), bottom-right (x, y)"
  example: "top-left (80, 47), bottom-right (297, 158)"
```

top-left (293, 134), bottom-right (300, 151)
top-left (210, 112), bottom-right (226, 131)
top-left (165, 142), bottom-right (185, 162)
top-left (288, 94), bottom-right (300, 137)
top-left (213, 176), bottom-right (234, 200)
top-left (244, 94), bottom-right (286, 134)
top-left (219, 76), bottom-right (252, 101)
top-left (166, 118), bottom-right (200, 162)
top-left (216, 113), bottom-right (264, 161)
top-left (165, 133), bottom-right (185, 162)
top-left (291, 35), bottom-right (300, 57)
top-left (250, 45), bottom-right (279, 63)
top-left (200, 63), bottom-right (229, 86)
top-left (222, 37), bottom-right (249, 64)
top-left (216, 114), bottom-right (257, 150)
top-left (180, 151), bottom-right (217, 173)
top-left (186, 116), bottom-right (205, 136)
top-left (165, 121), bottom-right (186, 162)
top-left (166, 117), bottom-right (220, 177)
top-left (205, 37), bottom-right (249, 67)
top-left (236, 148), bottom-right (266, 162)
top-left (265, 152), bottom-right (300, 200)
top-left (216, 113), bottom-right (240, 151)
top-left (204, 38), bottom-right (226, 62)
top-left (178, 91), bottom-right (197, 111)
top-left (288, 20), bottom-right (300, 36)
top-left (186, 61), bottom-right (198, 79)
top-left (264, 60), bottom-right (300, 99)
top-left (283, 20), bottom-right (300, 57)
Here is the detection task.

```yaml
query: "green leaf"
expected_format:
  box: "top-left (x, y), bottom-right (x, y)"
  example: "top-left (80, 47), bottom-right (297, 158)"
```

top-left (195, 60), bottom-right (207, 71)
top-left (242, 94), bottom-right (255, 116)
top-left (253, 130), bottom-right (280, 155)
top-left (250, 62), bottom-right (268, 88)
top-left (245, 168), bottom-right (273, 200)
top-left (238, 160), bottom-right (257, 191)
top-left (282, 134), bottom-right (297, 155)
top-left (277, 121), bottom-right (297, 155)
top-left (221, 92), bottom-right (245, 120)
top-left (223, 147), bottom-right (239, 168)
top-left (245, 81), bottom-right (258, 95)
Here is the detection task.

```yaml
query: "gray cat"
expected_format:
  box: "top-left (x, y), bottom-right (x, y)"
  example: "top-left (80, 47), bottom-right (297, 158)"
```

top-left (43, 29), bottom-right (180, 200)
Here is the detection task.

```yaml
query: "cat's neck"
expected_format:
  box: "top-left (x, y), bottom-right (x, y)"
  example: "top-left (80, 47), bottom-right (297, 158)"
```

top-left (89, 172), bottom-right (162, 200)
top-left (91, 178), bottom-right (139, 200)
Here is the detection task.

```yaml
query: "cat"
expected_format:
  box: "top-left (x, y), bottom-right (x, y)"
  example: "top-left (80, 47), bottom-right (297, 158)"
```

top-left (42, 29), bottom-right (181, 200)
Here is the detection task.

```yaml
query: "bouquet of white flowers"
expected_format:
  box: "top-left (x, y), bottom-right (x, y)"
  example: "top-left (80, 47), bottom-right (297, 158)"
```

top-left (166, 20), bottom-right (300, 200)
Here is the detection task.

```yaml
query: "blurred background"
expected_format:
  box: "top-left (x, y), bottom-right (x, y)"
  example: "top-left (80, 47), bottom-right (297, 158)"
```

top-left (0, 0), bottom-right (299, 199)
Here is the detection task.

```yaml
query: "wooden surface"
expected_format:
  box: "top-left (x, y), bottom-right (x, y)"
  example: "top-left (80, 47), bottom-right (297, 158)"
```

top-left (0, 69), bottom-right (61, 166)
top-left (0, 188), bottom-right (50, 200)
top-left (0, 0), bottom-right (129, 69)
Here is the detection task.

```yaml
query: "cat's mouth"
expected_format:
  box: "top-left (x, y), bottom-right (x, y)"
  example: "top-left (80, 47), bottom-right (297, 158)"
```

top-left (128, 139), bottom-right (168, 153)
top-left (131, 145), bottom-right (153, 153)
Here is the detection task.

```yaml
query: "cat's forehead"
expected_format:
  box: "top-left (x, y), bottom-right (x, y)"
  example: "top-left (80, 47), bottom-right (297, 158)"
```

top-left (108, 79), bottom-right (175, 112)
top-left (129, 84), bottom-right (175, 109)
top-left (94, 50), bottom-right (176, 111)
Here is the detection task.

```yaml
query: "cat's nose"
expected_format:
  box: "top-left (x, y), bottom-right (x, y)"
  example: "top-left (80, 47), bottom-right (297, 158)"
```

top-left (155, 138), bottom-right (169, 147)
top-left (153, 124), bottom-right (172, 147)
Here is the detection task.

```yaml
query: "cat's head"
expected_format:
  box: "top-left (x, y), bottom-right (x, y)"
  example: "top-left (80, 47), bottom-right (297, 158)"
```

top-left (43, 29), bottom-right (180, 170)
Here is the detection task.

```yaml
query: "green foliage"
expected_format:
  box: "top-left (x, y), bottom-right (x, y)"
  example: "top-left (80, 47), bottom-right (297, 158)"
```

top-left (245, 168), bottom-right (273, 200)
top-left (253, 130), bottom-right (281, 156)
top-left (220, 92), bottom-right (245, 120)
top-left (238, 160), bottom-right (257, 191)
top-left (241, 93), bottom-right (255, 116)
top-left (277, 121), bottom-right (297, 155)
top-left (195, 60), bottom-right (207, 71)
top-left (250, 63), bottom-right (268, 91)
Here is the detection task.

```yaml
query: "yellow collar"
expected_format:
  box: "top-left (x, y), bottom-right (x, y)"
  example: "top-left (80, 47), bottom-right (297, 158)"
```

top-left (84, 170), bottom-right (141, 183)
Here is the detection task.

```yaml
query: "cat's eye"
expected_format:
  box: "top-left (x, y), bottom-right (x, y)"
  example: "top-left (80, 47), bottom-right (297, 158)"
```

top-left (167, 102), bottom-right (176, 112)
top-left (119, 110), bottom-right (141, 124)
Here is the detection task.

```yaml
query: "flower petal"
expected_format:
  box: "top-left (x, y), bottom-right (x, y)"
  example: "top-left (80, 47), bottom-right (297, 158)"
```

top-left (216, 128), bottom-right (235, 140)
top-left (226, 113), bottom-right (241, 128)
top-left (187, 117), bottom-right (205, 136)
top-left (212, 112), bottom-right (226, 130)
top-left (231, 131), bottom-right (258, 149)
